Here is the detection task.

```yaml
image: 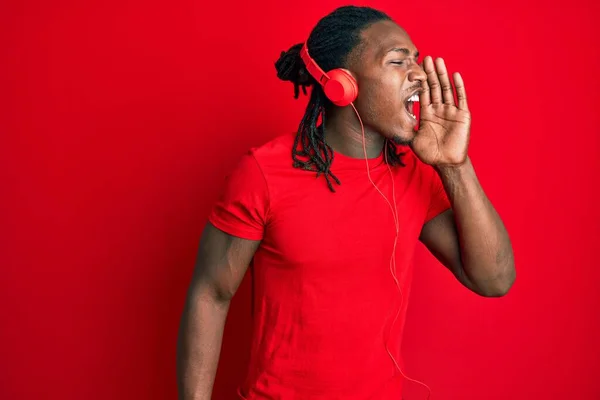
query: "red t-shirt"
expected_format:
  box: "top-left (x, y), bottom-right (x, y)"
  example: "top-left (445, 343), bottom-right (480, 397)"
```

top-left (209, 132), bottom-right (450, 400)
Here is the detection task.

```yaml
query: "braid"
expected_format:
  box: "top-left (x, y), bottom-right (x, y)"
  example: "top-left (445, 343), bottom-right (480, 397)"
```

top-left (276, 43), bottom-right (340, 191)
top-left (274, 6), bottom-right (405, 192)
top-left (386, 138), bottom-right (406, 167)
top-left (292, 84), bottom-right (341, 192)
top-left (275, 43), bottom-right (311, 100)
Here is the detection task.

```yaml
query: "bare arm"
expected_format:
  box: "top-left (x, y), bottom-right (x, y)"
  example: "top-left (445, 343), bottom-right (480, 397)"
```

top-left (176, 222), bottom-right (260, 400)
top-left (415, 57), bottom-right (515, 297)
top-left (419, 158), bottom-right (516, 297)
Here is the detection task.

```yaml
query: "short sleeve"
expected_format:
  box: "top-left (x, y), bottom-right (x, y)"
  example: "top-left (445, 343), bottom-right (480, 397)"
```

top-left (208, 153), bottom-right (269, 241)
top-left (424, 167), bottom-right (451, 223)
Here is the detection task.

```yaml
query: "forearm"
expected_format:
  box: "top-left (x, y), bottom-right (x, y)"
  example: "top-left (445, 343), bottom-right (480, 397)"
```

top-left (176, 290), bottom-right (230, 400)
top-left (436, 157), bottom-right (515, 296)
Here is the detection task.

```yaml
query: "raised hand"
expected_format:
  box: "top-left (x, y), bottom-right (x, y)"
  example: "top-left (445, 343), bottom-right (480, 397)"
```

top-left (411, 56), bottom-right (472, 167)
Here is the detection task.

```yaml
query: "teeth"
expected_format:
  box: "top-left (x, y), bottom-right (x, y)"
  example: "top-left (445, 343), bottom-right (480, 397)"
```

top-left (409, 112), bottom-right (416, 119)
top-left (408, 94), bottom-right (419, 102)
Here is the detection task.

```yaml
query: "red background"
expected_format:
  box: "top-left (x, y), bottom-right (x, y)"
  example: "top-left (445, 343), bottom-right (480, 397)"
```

top-left (2, 0), bottom-right (599, 399)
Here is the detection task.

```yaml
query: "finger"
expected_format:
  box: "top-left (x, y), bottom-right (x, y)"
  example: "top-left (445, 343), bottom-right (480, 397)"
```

top-left (423, 56), bottom-right (442, 104)
top-left (419, 70), bottom-right (431, 106)
top-left (435, 58), bottom-right (455, 105)
top-left (453, 72), bottom-right (469, 111)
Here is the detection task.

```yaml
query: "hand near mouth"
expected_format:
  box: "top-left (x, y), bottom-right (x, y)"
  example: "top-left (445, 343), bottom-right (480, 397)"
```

top-left (410, 56), bottom-right (472, 168)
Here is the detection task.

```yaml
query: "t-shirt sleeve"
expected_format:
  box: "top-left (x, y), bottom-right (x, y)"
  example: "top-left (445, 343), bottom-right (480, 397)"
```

top-left (208, 152), bottom-right (269, 241)
top-left (424, 166), bottom-right (452, 223)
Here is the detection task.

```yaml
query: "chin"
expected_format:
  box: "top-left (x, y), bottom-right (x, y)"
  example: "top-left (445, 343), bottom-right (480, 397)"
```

top-left (390, 129), bottom-right (415, 146)
top-left (384, 115), bottom-right (417, 146)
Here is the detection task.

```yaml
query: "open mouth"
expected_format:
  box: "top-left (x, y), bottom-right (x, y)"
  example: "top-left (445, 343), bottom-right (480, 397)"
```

top-left (404, 93), bottom-right (419, 120)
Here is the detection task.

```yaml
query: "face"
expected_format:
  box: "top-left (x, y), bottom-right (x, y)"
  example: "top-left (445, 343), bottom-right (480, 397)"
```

top-left (347, 20), bottom-right (426, 145)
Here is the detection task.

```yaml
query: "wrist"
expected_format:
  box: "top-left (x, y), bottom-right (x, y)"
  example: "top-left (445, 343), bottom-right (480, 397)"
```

top-left (433, 157), bottom-right (475, 195)
top-left (434, 156), bottom-right (471, 175)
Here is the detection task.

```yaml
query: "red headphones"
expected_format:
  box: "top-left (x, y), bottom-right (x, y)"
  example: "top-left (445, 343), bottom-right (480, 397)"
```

top-left (299, 42), bottom-right (358, 107)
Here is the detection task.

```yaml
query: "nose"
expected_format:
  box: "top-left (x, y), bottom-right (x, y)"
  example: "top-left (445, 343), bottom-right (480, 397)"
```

top-left (407, 62), bottom-right (426, 83)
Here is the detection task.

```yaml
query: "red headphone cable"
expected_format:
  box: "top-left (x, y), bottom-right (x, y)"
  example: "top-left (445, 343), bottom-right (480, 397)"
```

top-left (350, 102), bottom-right (432, 400)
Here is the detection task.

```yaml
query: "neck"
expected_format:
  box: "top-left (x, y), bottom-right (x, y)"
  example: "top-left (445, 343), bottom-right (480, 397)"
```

top-left (323, 106), bottom-right (385, 159)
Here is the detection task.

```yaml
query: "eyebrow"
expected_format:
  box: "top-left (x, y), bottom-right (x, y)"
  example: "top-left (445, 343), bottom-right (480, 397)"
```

top-left (387, 47), bottom-right (419, 58)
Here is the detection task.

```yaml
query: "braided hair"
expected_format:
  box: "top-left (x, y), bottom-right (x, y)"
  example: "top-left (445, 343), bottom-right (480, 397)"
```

top-left (275, 5), bottom-right (406, 192)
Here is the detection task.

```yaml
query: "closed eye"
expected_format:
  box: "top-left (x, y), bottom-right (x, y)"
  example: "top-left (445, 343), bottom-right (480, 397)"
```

top-left (391, 61), bottom-right (404, 65)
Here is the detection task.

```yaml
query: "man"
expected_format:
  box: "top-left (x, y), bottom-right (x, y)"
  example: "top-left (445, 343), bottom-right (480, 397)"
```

top-left (177, 5), bottom-right (515, 400)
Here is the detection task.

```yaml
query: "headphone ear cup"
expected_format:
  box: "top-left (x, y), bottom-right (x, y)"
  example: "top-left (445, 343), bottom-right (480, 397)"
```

top-left (323, 68), bottom-right (358, 106)
top-left (338, 69), bottom-right (358, 104)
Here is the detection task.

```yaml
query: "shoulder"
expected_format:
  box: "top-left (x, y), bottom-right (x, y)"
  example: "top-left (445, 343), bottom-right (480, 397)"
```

top-left (222, 132), bottom-right (295, 179)
top-left (220, 131), bottom-right (297, 195)
top-left (247, 131), bottom-right (296, 169)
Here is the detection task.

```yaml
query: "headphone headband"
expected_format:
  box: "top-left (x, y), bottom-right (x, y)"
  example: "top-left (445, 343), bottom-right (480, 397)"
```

top-left (298, 40), bottom-right (358, 107)
top-left (299, 42), bottom-right (329, 85)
